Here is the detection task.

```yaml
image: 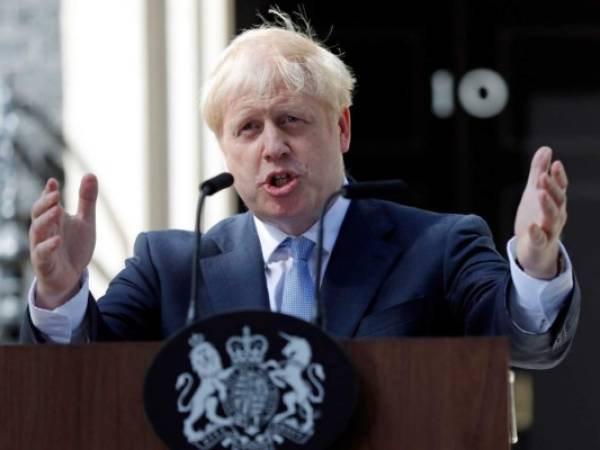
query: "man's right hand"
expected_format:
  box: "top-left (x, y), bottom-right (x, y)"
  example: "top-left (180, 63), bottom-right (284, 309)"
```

top-left (29, 174), bottom-right (98, 310)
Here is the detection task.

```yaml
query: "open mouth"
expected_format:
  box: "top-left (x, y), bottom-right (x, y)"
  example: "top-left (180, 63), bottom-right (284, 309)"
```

top-left (263, 171), bottom-right (299, 196)
top-left (269, 173), bottom-right (293, 187)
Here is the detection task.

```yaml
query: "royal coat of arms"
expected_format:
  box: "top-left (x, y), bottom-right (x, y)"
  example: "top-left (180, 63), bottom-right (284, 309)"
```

top-left (175, 326), bottom-right (326, 450)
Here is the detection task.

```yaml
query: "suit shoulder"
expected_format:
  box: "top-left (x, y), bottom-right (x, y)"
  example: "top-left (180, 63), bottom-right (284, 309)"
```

top-left (138, 229), bottom-right (194, 247)
top-left (139, 212), bottom-right (249, 242)
top-left (129, 230), bottom-right (195, 263)
top-left (368, 200), bottom-right (491, 237)
top-left (138, 213), bottom-right (251, 255)
top-left (371, 199), bottom-right (457, 224)
top-left (204, 212), bottom-right (251, 239)
top-left (128, 213), bottom-right (251, 264)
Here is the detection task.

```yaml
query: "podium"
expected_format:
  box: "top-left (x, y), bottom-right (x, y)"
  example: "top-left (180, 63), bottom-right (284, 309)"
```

top-left (0, 338), bottom-right (508, 450)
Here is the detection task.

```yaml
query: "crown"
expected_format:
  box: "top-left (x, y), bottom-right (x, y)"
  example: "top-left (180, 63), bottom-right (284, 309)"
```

top-left (188, 333), bottom-right (206, 348)
top-left (226, 326), bottom-right (268, 365)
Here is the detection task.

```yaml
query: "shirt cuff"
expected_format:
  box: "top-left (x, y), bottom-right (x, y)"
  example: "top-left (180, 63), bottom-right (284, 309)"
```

top-left (506, 237), bottom-right (574, 334)
top-left (28, 270), bottom-right (90, 343)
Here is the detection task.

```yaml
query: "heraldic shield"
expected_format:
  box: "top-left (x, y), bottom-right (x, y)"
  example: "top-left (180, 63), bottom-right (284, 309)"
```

top-left (144, 311), bottom-right (358, 450)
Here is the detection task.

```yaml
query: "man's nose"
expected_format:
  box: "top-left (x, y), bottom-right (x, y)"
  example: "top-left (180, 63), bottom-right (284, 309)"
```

top-left (262, 123), bottom-right (289, 161)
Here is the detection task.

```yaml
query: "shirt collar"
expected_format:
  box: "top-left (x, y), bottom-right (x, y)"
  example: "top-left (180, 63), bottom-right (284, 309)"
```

top-left (253, 192), bottom-right (351, 264)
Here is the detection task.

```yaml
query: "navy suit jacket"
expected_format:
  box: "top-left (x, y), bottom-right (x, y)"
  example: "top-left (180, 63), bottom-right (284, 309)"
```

top-left (22, 199), bottom-right (579, 369)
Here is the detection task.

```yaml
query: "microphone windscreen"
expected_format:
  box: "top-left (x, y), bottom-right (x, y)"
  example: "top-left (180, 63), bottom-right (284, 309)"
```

top-left (200, 172), bottom-right (234, 195)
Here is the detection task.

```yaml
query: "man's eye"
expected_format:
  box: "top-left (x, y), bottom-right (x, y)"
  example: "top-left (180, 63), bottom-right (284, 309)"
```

top-left (281, 115), bottom-right (302, 126)
top-left (239, 122), bottom-right (259, 134)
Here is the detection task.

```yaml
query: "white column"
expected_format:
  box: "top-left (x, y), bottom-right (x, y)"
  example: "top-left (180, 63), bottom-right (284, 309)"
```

top-left (61, 0), bottom-right (148, 294)
top-left (165, 0), bottom-right (202, 230)
top-left (199, 0), bottom-right (237, 230)
top-left (61, 0), bottom-right (236, 295)
top-left (166, 0), bottom-right (236, 232)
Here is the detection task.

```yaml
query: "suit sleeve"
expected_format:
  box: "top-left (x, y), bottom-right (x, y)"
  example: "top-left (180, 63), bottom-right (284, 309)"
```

top-left (443, 214), bottom-right (580, 369)
top-left (90, 232), bottom-right (163, 341)
top-left (20, 232), bottom-right (163, 343)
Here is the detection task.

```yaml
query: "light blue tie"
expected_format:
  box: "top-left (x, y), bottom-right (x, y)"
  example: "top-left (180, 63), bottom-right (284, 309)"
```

top-left (280, 237), bottom-right (316, 322)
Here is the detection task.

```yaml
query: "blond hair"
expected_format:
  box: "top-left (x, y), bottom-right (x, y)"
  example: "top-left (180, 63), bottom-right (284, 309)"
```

top-left (200, 9), bottom-right (356, 135)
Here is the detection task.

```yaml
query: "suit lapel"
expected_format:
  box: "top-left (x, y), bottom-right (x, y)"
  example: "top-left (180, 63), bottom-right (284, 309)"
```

top-left (200, 214), bottom-right (270, 316)
top-left (322, 200), bottom-right (403, 337)
top-left (198, 202), bottom-right (405, 335)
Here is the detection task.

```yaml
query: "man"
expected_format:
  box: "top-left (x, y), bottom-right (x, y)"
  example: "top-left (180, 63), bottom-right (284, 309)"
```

top-left (22, 11), bottom-right (579, 369)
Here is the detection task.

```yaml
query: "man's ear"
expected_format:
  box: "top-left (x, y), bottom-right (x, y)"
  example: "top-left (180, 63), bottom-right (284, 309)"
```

top-left (339, 107), bottom-right (351, 154)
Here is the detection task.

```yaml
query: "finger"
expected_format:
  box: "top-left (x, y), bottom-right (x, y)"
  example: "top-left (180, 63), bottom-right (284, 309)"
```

top-left (539, 191), bottom-right (564, 236)
top-left (540, 173), bottom-right (566, 208)
top-left (31, 235), bottom-right (61, 273)
top-left (528, 223), bottom-right (548, 249)
top-left (43, 178), bottom-right (60, 195)
top-left (551, 160), bottom-right (568, 190)
top-left (527, 146), bottom-right (552, 186)
top-left (31, 190), bottom-right (61, 220)
top-left (77, 173), bottom-right (98, 221)
top-left (29, 205), bottom-right (62, 246)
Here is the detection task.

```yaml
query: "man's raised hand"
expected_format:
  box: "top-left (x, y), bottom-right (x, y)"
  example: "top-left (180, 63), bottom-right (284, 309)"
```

top-left (514, 146), bottom-right (568, 279)
top-left (29, 174), bottom-right (98, 309)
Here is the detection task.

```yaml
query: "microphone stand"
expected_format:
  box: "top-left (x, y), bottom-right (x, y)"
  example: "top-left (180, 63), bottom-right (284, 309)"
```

top-left (314, 189), bottom-right (345, 331)
top-left (314, 179), bottom-right (408, 331)
top-left (187, 191), bottom-right (207, 324)
top-left (186, 172), bottom-right (234, 324)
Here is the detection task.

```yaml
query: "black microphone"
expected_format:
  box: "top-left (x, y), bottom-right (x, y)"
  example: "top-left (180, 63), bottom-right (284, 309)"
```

top-left (314, 179), bottom-right (407, 331)
top-left (201, 172), bottom-right (235, 195)
top-left (187, 172), bottom-right (234, 323)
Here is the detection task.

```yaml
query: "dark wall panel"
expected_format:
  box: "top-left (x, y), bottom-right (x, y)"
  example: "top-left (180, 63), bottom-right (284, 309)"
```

top-left (235, 2), bottom-right (600, 448)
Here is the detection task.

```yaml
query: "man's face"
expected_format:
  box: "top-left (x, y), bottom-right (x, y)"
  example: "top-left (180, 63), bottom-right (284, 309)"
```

top-left (219, 89), bottom-right (351, 235)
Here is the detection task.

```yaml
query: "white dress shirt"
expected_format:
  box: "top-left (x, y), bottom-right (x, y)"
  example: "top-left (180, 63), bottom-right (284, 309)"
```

top-left (28, 196), bottom-right (573, 343)
top-left (253, 195), bottom-right (350, 312)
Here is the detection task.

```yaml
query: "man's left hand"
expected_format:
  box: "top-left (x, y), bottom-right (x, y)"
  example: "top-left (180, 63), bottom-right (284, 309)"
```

top-left (514, 146), bottom-right (568, 279)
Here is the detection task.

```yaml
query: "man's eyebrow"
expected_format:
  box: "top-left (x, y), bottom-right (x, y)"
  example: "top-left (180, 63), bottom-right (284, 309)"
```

top-left (227, 107), bottom-right (259, 124)
top-left (225, 97), bottom-right (315, 125)
top-left (272, 101), bottom-right (313, 116)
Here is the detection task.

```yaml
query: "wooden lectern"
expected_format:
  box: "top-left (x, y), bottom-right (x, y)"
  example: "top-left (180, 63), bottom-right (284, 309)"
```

top-left (0, 338), bottom-right (508, 450)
